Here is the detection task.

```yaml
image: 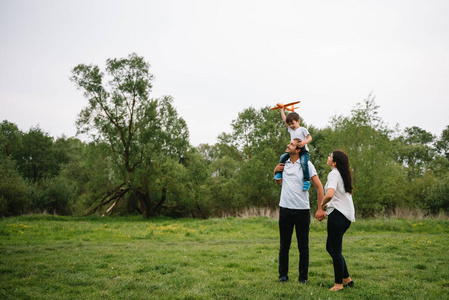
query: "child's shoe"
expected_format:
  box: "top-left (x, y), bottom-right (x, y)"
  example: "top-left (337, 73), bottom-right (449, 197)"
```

top-left (273, 173), bottom-right (282, 180)
top-left (302, 181), bottom-right (311, 191)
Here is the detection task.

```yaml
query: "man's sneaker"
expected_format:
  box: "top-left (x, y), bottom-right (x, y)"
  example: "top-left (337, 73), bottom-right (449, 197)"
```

top-left (273, 173), bottom-right (282, 181)
top-left (279, 276), bottom-right (288, 283)
top-left (302, 181), bottom-right (311, 191)
top-left (298, 279), bottom-right (307, 285)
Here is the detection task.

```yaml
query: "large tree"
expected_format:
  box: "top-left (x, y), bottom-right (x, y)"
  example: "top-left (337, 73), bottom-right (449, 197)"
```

top-left (395, 126), bottom-right (435, 178)
top-left (71, 53), bottom-right (189, 217)
top-left (319, 94), bottom-right (408, 216)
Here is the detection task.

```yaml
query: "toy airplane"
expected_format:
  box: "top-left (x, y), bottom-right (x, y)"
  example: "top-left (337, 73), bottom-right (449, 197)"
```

top-left (270, 101), bottom-right (300, 112)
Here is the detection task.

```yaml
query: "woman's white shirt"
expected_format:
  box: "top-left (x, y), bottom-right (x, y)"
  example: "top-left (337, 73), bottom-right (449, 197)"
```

top-left (325, 168), bottom-right (355, 222)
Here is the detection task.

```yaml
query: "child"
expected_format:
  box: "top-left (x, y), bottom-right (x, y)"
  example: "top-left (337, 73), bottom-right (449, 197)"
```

top-left (273, 108), bottom-right (312, 191)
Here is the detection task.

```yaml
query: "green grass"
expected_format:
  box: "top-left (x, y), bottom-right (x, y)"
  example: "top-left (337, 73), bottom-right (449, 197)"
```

top-left (1, 215), bottom-right (448, 299)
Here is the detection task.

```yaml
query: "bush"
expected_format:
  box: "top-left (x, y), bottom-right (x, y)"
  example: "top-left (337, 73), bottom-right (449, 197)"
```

top-left (29, 177), bottom-right (79, 215)
top-left (0, 158), bottom-right (31, 216)
top-left (423, 175), bottom-right (449, 214)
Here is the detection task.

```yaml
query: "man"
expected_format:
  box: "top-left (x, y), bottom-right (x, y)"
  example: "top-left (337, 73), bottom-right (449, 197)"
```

top-left (274, 138), bottom-right (326, 283)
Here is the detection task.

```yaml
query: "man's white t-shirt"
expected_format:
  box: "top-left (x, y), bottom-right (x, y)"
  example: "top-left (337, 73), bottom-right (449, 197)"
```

top-left (288, 127), bottom-right (310, 152)
top-left (279, 159), bottom-right (317, 209)
top-left (324, 168), bottom-right (356, 222)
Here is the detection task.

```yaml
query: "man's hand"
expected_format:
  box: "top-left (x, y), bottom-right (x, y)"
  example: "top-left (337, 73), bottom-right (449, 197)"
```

top-left (274, 163), bottom-right (285, 174)
top-left (315, 209), bottom-right (326, 221)
top-left (311, 175), bottom-right (325, 221)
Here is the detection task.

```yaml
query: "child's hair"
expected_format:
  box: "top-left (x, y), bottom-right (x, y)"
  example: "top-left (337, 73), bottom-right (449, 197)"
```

top-left (285, 112), bottom-right (300, 124)
top-left (332, 150), bottom-right (354, 194)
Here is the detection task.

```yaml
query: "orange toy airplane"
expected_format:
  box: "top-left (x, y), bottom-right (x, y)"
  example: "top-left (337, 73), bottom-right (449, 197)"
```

top-left (270, 101), bottom-right (300, 112)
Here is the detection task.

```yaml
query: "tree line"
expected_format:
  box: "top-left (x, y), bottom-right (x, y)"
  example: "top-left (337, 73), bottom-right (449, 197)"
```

top-left (1, 54), bottom-right (448, 218)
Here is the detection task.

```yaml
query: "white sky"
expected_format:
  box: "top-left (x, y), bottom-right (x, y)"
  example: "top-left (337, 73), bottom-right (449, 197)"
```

top-left (1, 0), bottom-right (448, 146)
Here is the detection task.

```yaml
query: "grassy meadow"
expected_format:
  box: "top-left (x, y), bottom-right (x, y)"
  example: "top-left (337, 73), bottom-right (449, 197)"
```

top-left (1, 214), bottom-right (448, 299)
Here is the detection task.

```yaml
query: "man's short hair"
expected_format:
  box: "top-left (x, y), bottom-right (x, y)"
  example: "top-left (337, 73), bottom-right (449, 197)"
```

top-left (293, 138), bottom-right (306, 154)
top-left (293, 138), bottom-right (302, 149)
top-left (286, 112), bottom-right (300, 124)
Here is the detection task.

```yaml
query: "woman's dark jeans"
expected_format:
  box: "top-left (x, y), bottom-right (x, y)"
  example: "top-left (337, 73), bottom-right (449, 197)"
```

top-left (326, 209), bottom-right (351, 284)
top-left (278, 207), bottom-right (310, 281)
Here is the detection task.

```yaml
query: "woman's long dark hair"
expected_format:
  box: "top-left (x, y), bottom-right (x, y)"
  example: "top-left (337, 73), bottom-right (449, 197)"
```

top-left (332, 150), bottom-right (353, 194)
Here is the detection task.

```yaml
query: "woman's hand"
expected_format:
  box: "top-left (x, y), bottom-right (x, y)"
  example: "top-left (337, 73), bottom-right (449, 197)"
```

top-left (315, 209), bottom-right (326, 221)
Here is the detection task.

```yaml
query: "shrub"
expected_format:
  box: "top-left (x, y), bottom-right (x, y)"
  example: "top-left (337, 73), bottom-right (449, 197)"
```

top-left (423, 174), bottom-right (449, 214)
top-left (0, 158), bottom-right (31, 216)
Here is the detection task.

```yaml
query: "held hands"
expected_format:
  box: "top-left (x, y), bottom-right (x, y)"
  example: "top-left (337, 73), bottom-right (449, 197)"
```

top-left (315, 202), bottom-right (328, 221)
top-left (315, 209), bottom-right (326, 221)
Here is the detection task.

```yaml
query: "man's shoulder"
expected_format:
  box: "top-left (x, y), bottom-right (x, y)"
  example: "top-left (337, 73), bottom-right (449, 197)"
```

top-left (307, 161), bottom-right (318, 175)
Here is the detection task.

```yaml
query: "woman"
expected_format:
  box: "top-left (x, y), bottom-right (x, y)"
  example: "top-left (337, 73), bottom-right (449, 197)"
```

top-left (321, 150), bottom-right (355, 292)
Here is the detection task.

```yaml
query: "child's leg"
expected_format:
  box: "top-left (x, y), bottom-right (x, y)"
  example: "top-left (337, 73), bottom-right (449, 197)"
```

top-left (279, 153), bottom-right (290, 164)
top-left (300, 152), bottom-right (310, 180)
top-left (300, 152), bottom-right (310, 190)
top-left (274, 153), bottom-right (289, 180)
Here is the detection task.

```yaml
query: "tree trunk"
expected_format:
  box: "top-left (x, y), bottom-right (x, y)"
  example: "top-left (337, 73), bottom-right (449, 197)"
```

top-left (137, 191), bottom-right (152, 218)
top-left (127, 195), bottom-right (140, 214)
top-left (154, 187), bottom-right (167, 215)
top-left (136, 187), bottom-right (170, 218)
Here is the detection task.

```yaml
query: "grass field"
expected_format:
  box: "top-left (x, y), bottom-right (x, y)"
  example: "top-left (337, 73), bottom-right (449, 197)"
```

top-left (1, 214), bottom-right (448, 299)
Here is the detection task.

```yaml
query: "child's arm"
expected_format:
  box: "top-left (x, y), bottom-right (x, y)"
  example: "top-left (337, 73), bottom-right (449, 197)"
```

top-left (298, 134), bottom-right (312, 148)
top-left (280, 108), bottom-right (289, 128)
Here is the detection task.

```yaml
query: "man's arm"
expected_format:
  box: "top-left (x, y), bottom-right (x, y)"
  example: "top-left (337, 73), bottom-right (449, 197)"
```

top-left (311, 175), bottom-right (326, 221)
top-left (273, 163), bottom-right (284, 186)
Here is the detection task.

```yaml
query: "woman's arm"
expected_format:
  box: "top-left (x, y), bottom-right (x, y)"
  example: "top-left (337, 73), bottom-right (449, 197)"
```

top-left (321, 188), bottom-right (335, 210)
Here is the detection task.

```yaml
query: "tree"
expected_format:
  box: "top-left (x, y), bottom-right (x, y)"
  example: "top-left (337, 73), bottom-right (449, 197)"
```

top-left (0, 157), bottom-right (31, 216)
top-left (435, 125), bottom-right (449, 161)
top-left (395, 126), bottom-right (435, 178)
top-left (71, 53), bottom-right (189, 217)
top-left (14, 126), bottom-right (57, 182)
top-left (0, 120), bottom-right (23, 157)
top-left (321, 94), bottom-right (407, 216)
top-left (208, 106), bottom-right (288, 213)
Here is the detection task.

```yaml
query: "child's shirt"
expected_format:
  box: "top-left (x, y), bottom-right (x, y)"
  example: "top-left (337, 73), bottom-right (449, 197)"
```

top-left (288, 127), bottom-right (310, 151)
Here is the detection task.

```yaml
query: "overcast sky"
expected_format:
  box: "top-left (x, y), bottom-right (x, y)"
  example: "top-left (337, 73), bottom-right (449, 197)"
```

top-left (1, 0), bottom-right (448, 146)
